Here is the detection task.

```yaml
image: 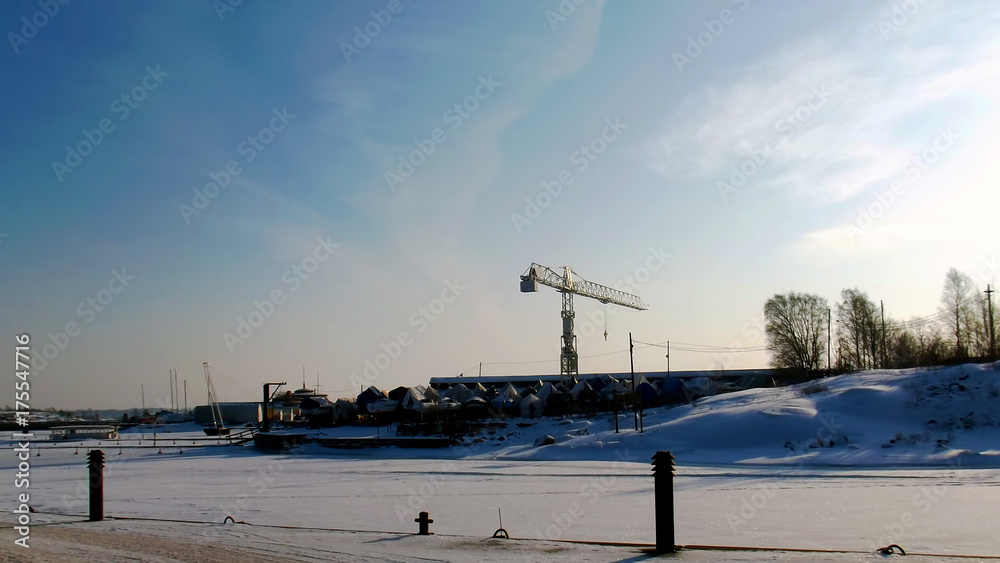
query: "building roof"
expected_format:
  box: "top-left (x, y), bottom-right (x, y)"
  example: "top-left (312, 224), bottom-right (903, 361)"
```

top-left (428, 369), bottom-right (776, 387)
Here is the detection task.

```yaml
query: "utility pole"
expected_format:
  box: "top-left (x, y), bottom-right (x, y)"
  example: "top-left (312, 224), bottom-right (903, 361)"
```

top-left (630, 332), bottom-right (637, 431)
top-left (666, 341), bottom-right (670, 376)
top-left (169, 370), bottom-right (174, 412)
top-left (141, 384), bottom-right (145, 412)
top-left (987, 285), bottom-right (996, 360)
top-left (880, 301), bottom-right (887, 369)
top-left (184, 380), bottom-right (188, 413)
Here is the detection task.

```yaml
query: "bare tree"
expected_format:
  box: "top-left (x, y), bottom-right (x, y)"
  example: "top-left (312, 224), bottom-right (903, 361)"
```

top-left (764, 292), bottom-right (828, 370)
top-left (940, 268), bottom-right (976, 359)
top-left (972, 293), bottom-right (998, 358)
top-left (908, 320), bottom-right (949, 365)
top-left (836, 289), bottom-right (879, 369)
top-left (891, 328), bottom-right (919, 368)
top-left (987, 286), bottom-right (998, 359)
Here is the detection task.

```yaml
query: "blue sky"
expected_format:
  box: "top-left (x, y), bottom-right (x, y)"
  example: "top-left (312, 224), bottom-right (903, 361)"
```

top-left (2, 1), bottom-right (998, 409)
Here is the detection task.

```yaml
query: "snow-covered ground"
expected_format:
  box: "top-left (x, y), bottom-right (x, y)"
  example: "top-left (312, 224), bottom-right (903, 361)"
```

top-left (3, 363), bottom-right (999, 561)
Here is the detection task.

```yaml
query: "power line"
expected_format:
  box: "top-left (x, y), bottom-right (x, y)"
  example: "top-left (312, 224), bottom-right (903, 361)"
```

top-left (899, 294), bottom-right (984, 328)
top-left (633, 340), bottom-right (766, 353)
top-left (205, 364), bottom-right (257, 397)
top-left (481, 358), bottom-right (559, 366)
top-left (480, 342), bottom-right (666, 367)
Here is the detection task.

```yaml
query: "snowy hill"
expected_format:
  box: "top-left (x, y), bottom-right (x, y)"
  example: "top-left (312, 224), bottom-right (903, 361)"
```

top-left (481, 362), bottom-right (1000, 466)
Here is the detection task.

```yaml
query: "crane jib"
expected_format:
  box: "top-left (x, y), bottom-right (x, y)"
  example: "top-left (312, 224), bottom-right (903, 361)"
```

top-left (520, 263), bottom-right (647, 310)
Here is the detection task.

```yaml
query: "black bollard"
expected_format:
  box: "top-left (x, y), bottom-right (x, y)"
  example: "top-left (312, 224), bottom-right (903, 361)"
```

top-left (414, 511), bottom-right (434, 535)
top-left (651, 450), bottom-right (675, 553)
top-left (87, 450), bottom-right (105, 522)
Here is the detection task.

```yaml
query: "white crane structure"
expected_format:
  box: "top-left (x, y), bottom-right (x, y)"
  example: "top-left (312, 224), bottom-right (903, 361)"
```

top-left (520, 263), bottom-right (648, 387)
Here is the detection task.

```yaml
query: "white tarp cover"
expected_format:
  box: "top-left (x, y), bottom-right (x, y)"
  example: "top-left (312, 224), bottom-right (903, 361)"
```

top-left (499, 383), bottom-right (520, 399)
top-left (601, 378), bottom-right (627, 397)
top-left (569, 380), bottom-right (593, 399)
top-left (535, 382), bottom-right (557, 401)
top-left (444, 383), bottom-right (473, 403)
top-left (400, 387), bottom-right (426, 410)
top-left (519, 393), bottom-right (544, 417)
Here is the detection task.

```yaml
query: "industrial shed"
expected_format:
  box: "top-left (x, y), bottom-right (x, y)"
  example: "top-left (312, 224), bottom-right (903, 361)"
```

top-left (193, 402), bottom-right (261, 425)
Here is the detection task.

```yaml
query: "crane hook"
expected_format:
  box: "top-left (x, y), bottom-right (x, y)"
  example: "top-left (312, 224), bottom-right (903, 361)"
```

top-left (603, 303), bottom-right (608, 341)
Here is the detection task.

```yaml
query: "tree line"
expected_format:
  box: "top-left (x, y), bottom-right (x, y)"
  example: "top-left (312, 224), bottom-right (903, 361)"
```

top-left (764, 268), bottom-right (997, 372)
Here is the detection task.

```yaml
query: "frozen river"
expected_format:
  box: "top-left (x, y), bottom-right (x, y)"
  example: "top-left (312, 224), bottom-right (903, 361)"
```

top-left (4, 442), bottom-right (998, 559)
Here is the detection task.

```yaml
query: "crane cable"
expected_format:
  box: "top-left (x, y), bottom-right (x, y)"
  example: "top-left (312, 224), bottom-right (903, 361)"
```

top-left (603, 303), bottom-right (608, 341)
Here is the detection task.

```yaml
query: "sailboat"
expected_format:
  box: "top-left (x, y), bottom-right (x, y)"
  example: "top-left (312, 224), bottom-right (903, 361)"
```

top-left (293, 367), bottom-right (333, 427)
top-left (202, 362), bottom-right (230, 436)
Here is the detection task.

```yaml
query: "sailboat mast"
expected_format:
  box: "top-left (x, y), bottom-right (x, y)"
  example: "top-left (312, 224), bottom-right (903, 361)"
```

top-left (203, 361), bottom-right (225, 429)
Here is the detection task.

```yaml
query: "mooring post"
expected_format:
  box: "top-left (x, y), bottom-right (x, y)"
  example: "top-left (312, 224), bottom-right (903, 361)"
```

top-left (651, 450), bottom-right (675, 553)
top-left (414, 511), bottom-right (434, 535)
top-left (87, 449), bottom-right (105, 522)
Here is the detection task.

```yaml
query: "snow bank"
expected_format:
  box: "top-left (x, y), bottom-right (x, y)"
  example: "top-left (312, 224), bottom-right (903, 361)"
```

top-left (491, 362), bottom-right (1000, 466)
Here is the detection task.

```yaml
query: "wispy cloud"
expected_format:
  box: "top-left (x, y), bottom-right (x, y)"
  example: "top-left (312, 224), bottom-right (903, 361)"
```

top-left (302, 2), bottom-right (608, 279)
top-left (645, 2), bottom-right (1000, 206)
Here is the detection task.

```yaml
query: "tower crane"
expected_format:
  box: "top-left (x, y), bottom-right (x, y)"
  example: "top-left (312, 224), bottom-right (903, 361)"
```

top-left (520, 263), bottom-right (648, 387)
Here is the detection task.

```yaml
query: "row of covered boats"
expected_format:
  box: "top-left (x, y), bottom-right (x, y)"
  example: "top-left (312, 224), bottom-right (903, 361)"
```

top-left (271, 374), bottom-right (709, 427)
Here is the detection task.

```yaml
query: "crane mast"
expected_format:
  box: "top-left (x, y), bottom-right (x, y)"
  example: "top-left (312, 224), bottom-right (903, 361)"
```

top-left (520, 264), bottom-right (647, 387)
